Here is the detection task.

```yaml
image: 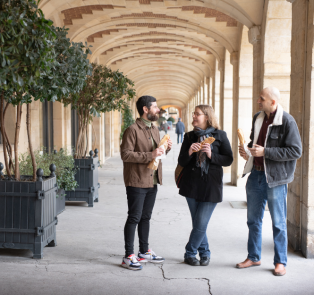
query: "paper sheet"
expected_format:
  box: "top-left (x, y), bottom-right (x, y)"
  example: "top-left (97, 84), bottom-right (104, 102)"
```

top-left (156, 145), bottom-right (167, 160)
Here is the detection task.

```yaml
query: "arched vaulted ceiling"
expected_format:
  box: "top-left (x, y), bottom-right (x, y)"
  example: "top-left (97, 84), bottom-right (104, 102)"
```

top-left (39, 0), bottom-right (264, 109)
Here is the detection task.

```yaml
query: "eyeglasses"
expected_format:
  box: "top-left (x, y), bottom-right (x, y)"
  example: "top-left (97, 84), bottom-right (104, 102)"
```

top-left (192, 112), bottom-right (205, 117)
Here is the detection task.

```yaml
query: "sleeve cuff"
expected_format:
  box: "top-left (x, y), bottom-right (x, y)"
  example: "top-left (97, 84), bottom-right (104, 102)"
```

top-left (264, 148), bottom-right (270, 159)
top-left (147, 152), bottom-right (153, 162)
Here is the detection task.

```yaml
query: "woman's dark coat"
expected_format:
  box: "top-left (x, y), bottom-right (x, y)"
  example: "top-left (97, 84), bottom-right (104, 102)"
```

top-left (178, 130), bottom-right (233, 203)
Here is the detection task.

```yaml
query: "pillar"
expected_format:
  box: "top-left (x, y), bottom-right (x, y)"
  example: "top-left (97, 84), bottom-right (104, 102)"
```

top-left (53, 101), bottom-right (64, 151)
top-left (105, 111), bottom-right (112, 158)
top-left (203, 79), bottom-right (206, 104)
top-left (207, 77), bottom-right (211, 105)
top-left (114, 110), bottom-right (121, 154)
top-left (219, 57), bottom-right (225, 130)
top-left (215, 59), bottom-right (220, 122)
top-left (230, 52), bottom-right (240, 186)
top-left (249, 26), bottom-right (263, 116)
top-left (287, 0), bottom-right (314, 258)
top-left (212, 63), bottom-right (216, 111)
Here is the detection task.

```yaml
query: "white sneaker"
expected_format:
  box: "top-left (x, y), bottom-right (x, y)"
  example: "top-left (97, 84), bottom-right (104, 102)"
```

top-left (121, 254), bottom-right (143, 271)
top-left (138, 249), bottom-right (165, 263)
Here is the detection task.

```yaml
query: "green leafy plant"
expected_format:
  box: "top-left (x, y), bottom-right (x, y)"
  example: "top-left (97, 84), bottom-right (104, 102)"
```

top-left (19, 148), bottom-right (78, 191)
top-left (0, 0), bottom-right (56, 180)
top-left (62, 63), bottom-right (136, 158)
top-left (120, 103), bottom-right (135, 140)
top-left (0, 0), bottom-right (92, 181)
top-left (157, 116), bottom-right (166, 125)
top-left (167, 117), bottom-right (175, 123)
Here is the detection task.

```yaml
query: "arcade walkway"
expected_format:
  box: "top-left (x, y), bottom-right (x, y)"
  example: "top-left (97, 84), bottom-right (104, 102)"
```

top-left (0, 131), bottom-right (313, 295)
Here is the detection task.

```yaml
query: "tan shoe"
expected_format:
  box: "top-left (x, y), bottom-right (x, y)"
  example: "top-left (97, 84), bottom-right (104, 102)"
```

top-left (273, 263), bottom-right (286, 276)
top-left (236, 258), bottom-right (261, 269)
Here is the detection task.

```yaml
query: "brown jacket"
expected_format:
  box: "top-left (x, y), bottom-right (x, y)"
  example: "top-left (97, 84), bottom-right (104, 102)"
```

top-left (120, 118), bottom-right (163, 188)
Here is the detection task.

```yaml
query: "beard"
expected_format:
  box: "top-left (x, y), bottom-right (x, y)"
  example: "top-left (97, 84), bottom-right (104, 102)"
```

top-left (147, 111), bottom-right (159, 122)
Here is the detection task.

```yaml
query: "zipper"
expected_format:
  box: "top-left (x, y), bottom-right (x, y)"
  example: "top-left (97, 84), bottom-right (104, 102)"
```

top-left (263, 124), bottom-right (272, 183)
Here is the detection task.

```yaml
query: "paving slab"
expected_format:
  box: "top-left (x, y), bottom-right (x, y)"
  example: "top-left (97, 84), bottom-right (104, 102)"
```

top-left (0, 130), bottom-right (313, 295)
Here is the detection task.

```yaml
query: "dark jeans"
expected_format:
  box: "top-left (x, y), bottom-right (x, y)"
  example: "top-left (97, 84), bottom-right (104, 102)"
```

top-left (124, 186), bottom-right (157, 257)
top-left (185, 197), bottom-right (217, 259)
top-left (177, 133), bottom-right (183, 144)
top-left (246, 169), bottom-right (288, 266)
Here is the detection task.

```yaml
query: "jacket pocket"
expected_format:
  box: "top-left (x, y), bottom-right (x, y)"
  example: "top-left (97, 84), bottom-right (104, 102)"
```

top-left (269, 161), bottom-right (287, 181)
top-left (268, 133), bottom-right (283, 147)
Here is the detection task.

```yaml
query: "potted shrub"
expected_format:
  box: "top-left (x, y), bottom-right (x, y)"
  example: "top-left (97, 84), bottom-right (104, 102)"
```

top-left (0, 0), bottom-right (91, 257)
top-left (19, 148), bottom-right (78, 215)
top-left (62, 64), bottom-right (136, 207)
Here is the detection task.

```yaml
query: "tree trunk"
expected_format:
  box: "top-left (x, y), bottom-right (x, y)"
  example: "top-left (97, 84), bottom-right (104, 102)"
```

top-left (3, 103), bottom-right (15, 173)
top-left (75, 110), bottom-right (83, 158)
top-left (14, 103), bottom-right (22, 181)
top-left (26, 104), bottom-right (36, 180)
top-left (84, 122), bottom-right (89, 158)
top-left (0, 94), bottom-right (11, 178)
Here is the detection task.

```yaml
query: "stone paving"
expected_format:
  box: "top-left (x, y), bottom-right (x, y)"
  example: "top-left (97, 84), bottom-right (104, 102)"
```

top-left (0, 130), bottom-right (314, 295)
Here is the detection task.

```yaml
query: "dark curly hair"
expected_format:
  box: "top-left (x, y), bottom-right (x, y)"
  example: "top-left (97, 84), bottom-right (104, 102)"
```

top-left (136, 95), bottom-right (157, 116)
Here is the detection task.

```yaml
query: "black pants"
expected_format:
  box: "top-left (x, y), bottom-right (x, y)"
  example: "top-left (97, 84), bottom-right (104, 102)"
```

top-left (124, 186), bottom-right (157, 257)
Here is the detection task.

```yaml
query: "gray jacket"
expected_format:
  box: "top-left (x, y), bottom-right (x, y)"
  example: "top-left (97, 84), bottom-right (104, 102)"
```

top-left (243, 104), bottom-right (302, 188)
top-left (176, 121), bottom-right (185, 134)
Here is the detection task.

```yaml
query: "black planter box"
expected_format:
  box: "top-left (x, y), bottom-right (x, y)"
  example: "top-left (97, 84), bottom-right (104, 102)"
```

top-left (0, 173), bottom-right (57, 259)
top-left (65, 153), bottom-right (99, 207)
top-left (56, 188), bottom-right (65, 215)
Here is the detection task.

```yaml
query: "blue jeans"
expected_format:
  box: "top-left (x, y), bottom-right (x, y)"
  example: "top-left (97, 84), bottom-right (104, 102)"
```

top-left (177, 133), bottom-right (183, 144)
top-left (246, 169), bottom-right (288, 266)
top-left (185, 197), bottom-right (217, 259)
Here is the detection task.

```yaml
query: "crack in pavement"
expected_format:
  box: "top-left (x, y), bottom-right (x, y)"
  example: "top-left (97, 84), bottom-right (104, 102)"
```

top-left (158, 264), bottom-right (212, 295)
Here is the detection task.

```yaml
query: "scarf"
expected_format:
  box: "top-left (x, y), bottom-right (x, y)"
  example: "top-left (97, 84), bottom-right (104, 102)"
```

top-left (193, 126), bottom-right (216, 178)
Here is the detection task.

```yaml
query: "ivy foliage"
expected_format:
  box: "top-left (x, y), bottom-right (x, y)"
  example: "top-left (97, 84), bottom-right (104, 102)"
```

top-left (19, 148), bottom-right (78, 191)
top-left (167, 117), bottom-right (175, 123)
top-left (120, 103), bottom-right (135, 140)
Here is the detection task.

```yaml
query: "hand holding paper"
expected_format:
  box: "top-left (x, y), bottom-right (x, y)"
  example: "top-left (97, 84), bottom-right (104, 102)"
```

top-left (147, 134), bottom-right (170, 170)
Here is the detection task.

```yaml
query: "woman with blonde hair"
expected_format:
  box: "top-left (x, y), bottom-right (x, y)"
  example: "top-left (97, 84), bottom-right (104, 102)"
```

top-left (178, 105), bottom-right (233, 266)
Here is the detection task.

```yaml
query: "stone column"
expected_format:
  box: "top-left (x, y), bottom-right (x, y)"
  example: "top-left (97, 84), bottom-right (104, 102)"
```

top-left (248, 26), bottom-right (263, 116)
top-left (212, 65), bottom-right (216, 111)
top-left (207, 77), bottom-right (211, 105)
top-left (105, 111), bottom-right (112, 158)
top-left (53, 101), bottom-right (64, 150)
top-left (219, 59), bottom-right (225, 130)
top-left (287, 0), bottom-right (314, 258)
top-left (114, 110), bottom-right (120, 154)
top-left (230, 52), bottom-right (240, 186)
top-left (203, 79), bottom-right (206, 104)
top-left (92, 116), bottom-right (105, 164)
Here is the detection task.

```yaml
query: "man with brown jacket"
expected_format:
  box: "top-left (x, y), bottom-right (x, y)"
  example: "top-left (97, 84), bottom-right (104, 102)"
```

top-left (120, 95), bottom-right (172, 271)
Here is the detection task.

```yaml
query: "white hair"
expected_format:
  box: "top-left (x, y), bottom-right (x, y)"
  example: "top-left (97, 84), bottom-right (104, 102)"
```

top-left (265, 86), bottom-right (280, 102)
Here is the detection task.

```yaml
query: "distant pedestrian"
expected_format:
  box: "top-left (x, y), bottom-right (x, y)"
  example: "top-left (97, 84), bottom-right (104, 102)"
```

top-left (176, 118), bottom-right (185, 144)
top-left (162, 121), bottom-right (169, 134)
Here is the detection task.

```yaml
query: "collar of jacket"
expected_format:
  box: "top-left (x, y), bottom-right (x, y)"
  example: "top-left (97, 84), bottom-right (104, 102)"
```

top-left (242, 104), bottom-right (283, 176)
top-left (255, 103), bottom-right (283, 127)
top-left (136, 118), bottom-right (156, 130)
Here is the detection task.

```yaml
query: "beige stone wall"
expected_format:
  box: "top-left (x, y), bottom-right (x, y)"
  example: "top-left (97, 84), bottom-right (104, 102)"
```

top-left (263, 0), bottom-right (292, 112)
